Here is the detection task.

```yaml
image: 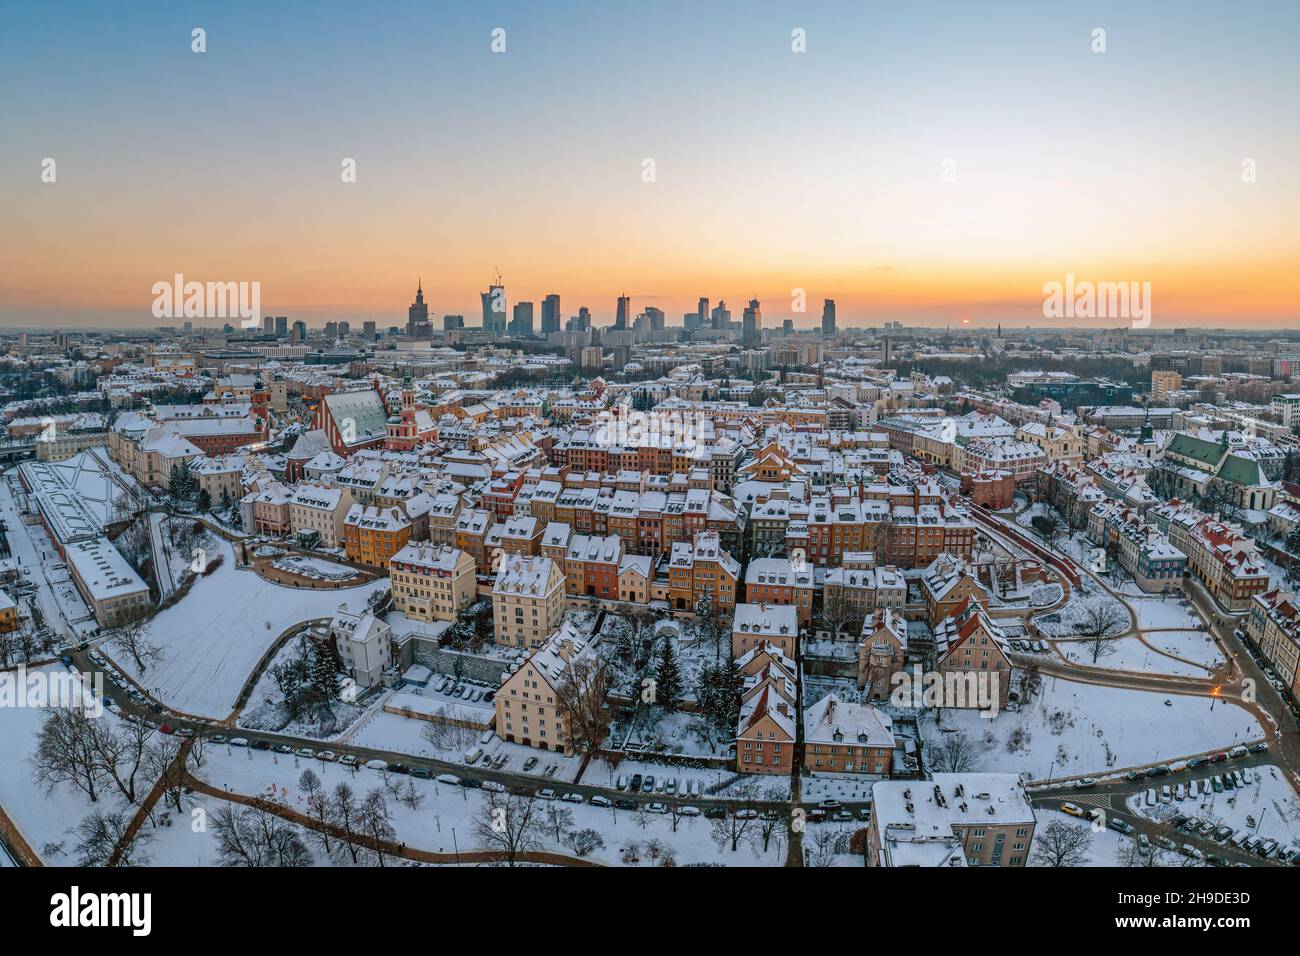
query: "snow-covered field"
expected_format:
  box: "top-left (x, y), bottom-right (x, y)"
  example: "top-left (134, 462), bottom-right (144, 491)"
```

top-left (114, 538), bottom-right (386, 720)
top-left (1142, 630), bottom-right (1225, 671)
top-left (1032, 585), bottom-right (1129, 639)
top-left (193, 746), bottom-right (787, 866)
top-left (1058, 637), bottom-right (1214, 678)
top-left (237, 634), bottom-right (369, 737)
top-left (921, 679), bottom-right (1264, 780)
top-left (1128, 764), bottom-right (1300, 850)
top-left (1131, 595), bottom-right (1201, 630)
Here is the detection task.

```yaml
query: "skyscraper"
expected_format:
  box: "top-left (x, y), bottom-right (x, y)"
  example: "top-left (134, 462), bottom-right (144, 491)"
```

top-left (615, 295), bottom-right (631, 330)
top-left (821, 299), bottom-right (836, 338)
top-left (711, 300), bottom-right (730, 330)
top-left (742, 299), bottom-right (761, 349)
top-left (510, 301), bottom-right (534, 336)
top-left (541, 294), bottom-right (561, 334)
top-left (408, 280), bottom-right (430, 338)
top-left (697, 297), bottom-right (709, 329)
top-left (481, 282), bottom-right (506, 333)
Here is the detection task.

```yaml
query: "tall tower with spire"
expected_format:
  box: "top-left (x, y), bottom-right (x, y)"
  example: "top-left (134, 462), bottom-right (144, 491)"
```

top-left (407, 279), bottom-right (430, 338)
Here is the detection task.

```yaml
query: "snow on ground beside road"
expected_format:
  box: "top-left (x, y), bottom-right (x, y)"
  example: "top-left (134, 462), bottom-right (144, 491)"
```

top-left (1059, 637), bottom-right (1212, 678)
top-left (1029, 810), bottom-right (1140, 867)
top-left (1131, 595), bottom-right (1200, 630)
top-left (1143, 630), bottom-right (1225, 670)
top-left (920, 679), bottom-right (1264, 780)
top-left (193, 746), bottom-right (786, 866)
top-left (116, 538), bottom-right (385, 719)
top-left (1128, 764), bottom-right (1300, 849)
top-left (0, 665), bottom-right (140, 863)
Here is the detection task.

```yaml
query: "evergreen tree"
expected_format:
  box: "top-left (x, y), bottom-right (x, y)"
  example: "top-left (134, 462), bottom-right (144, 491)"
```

top-left (196, 488), bottom-right (212, 513)
top-left (654, 639), bottom-right (682, 712)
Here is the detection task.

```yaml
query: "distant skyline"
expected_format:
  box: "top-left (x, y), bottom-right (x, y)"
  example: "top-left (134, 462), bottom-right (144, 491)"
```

top-left (2, 1), bottom-right (1297, 329)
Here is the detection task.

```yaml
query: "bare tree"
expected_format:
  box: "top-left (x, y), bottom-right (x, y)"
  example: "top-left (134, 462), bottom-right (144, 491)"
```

top-left (109, 620), bottom-right (164, 676)
top-left (329, 782), bottom-right (362, 864)
top-left (928, 731), bottom-right (979, 774)
top-left (473, 791), bottom-right (546, 866)
top-left (562, 827), bottom-right (604, 858)
top-left (419, 709), bottom-right (481, 751)
top-left (142, 734), bottom-right (186, 814)
top-left (357, 788), bottom-right (397, 867)
top-left (1075, 601), bottom-right (1128, 664)
top-left (298, 768), bottom-right (332, 856)
top-left (753, 786), bottom-right (790, 852)
top-left (807, 827), bottom-right (840, 867)
top-left (31, 707), bottom-right (103, 802)
top-left (1031, 819), bottom-right (1093, 867)
top-left (211, 802), bottom-right (312, 867)
top-left (73, 810), bottom-right (151, 867)
top-left (818, 584), bottom-right (860, 644)
top-left (554, 654), bottom-right (611, 758)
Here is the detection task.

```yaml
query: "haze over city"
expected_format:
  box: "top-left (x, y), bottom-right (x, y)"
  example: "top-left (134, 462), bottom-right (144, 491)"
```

top-left (3, 0), bottom-right (1298, 329)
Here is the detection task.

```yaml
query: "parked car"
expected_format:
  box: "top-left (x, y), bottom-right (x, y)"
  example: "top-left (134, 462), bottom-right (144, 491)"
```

top-left (1061, 802), bottom-right (1086, 818)
top-left (589, 795), bottom-right (612, 808)
top-left (435, 774), bottom-right (461, 786)
top-left (339, 754), bottom-right (356, 766)
top-left (410, 768), bottom-right (432, 779)
top-left (1229, 745), bottom-right (1248, 759)
top-left (703, 806), bottom-right (726, 819)
top-left (250, 739), bottom-right (271, 751)
top-left (295, 747), bottom-right (315, 759)
top-left (1107, 818), bottom-right (1134, 835)
top-left (678, 806), bottom-right (702, 817)
top-left (229, 737), bottom-right (249, 747)
top-left (615, 775), bottom-right (628, 791)
top-left (211, 734), bottom-right (228, 745)
top-left (642, 775), bottom-right (656, 793)
top-left (522, 757), bottom-right (539, 772)
top-left (463, 747), bottom-right (483, 765)
top-left (1249, 742), bottom-right (1268, 754)
top-left (616, 799), bottom-right (639, 811)
top-left (629, 774), bottom-right (643, 792)
top-left (316, 750), bottom-right (337, 762)
top-left (561, 793), bottom-right (583, 804)
top-left (734, 808), bottom-right (758, 820)
top-left (365, 759), bottom-right (389, 771)
top-left (537, 788), bottom-right (557, 800)
top-left (646, 802), bottom-right (668, 814)
top-left (273, 744), bottom-right (293, 755)
top-left (482, 781), bottom-right (506, 793)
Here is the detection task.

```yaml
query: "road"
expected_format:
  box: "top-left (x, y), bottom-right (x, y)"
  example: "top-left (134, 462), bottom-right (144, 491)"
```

top-left (1033, 752), bottom-right (1290, 867)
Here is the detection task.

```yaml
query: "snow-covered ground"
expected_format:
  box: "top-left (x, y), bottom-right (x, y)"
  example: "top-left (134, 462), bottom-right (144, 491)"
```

top-left (1029, 810), bottom-right (1146, 867)
top-left (1142, 630), bottom-right (1225, 671)
top-left (1128, 764), bottom-right (1300, 850)
top-left (193, 745), bottom-right (788, 866)
top-left (113, 537), bottom-right (386, 720)
top-left (0, 664), bottom-right (169, 864)
top-left (1131, 595), bottom-right (1201, 630)
top-left (1032, 584), bottom-right (1129, 639)
top-left (1058, 636), bottom-right (1214, 678)
top-left (921, 679), bottom-right (1264, 780)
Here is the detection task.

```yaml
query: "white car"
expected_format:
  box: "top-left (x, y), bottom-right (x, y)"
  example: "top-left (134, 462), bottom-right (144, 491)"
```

top-left (561, 793), bottom-right (583, 803)
top-left (537, 788), bottom-right (557, 800)
top-left (435, 774), bottom-right (461, 786)
top-left (365, 759), bottom-right (389, 771)
top-left (481, 781), bottom-right (506, 793)
top-left (678, 806), bottom-right (702, 817)
top-left (589, 795), bottom-right (612, 808)
top-left (646, 802), bottom-right (668, 814)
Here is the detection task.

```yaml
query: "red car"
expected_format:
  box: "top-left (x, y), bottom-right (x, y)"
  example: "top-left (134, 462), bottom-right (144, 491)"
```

top-left (1209, 752), bottom-right (1228, 763)
top-left (159, 724), bottom-right (176, 735)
